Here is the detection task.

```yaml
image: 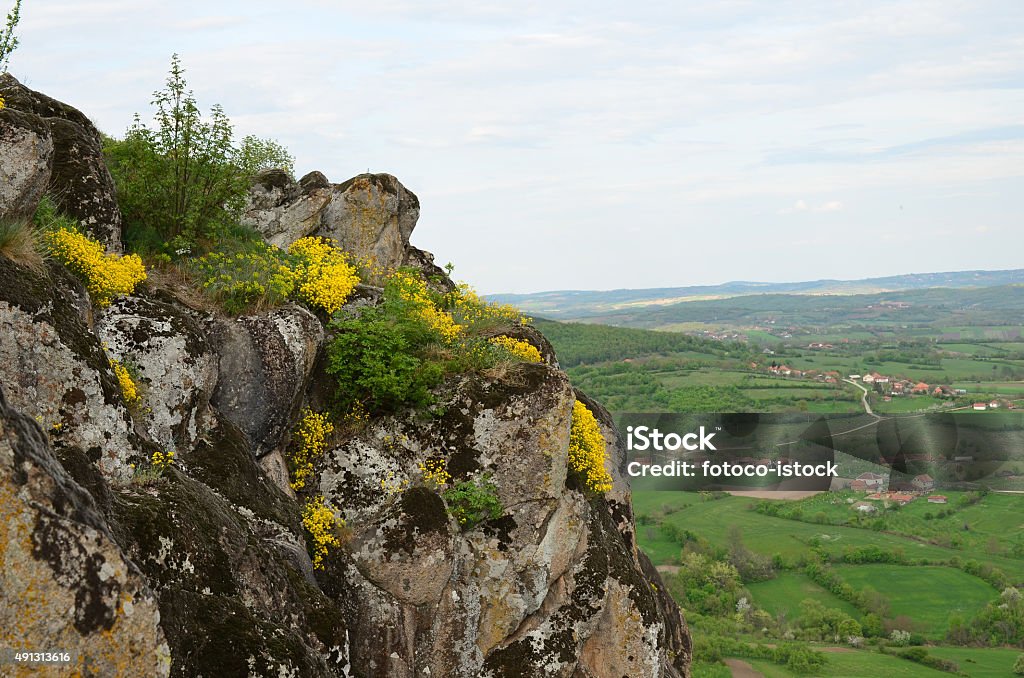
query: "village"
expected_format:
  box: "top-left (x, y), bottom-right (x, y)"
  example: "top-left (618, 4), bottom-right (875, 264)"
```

top-left (758, 362), bottom-right (1017, 411)
top-left (841, 471), bottom-right (949, 515)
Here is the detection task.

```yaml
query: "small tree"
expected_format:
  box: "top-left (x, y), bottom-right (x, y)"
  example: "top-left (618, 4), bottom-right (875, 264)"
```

top-left (0, 0), bottom-right (21, 71)
top-left (105, 54), bottom-right (293, 252)
top-left (1013, 653), bottom-right (1024, 676)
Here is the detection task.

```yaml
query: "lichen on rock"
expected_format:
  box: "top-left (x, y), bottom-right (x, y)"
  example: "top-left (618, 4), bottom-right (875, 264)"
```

top-left (0, 81), bottom-right (690, 678)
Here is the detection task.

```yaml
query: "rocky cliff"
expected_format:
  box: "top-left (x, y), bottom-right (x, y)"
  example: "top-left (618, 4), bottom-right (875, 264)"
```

top-left (0, 77), bottom-right (691, 677)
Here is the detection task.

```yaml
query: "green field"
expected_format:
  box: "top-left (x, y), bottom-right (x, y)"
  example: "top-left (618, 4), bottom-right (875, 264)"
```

top-left (771, 491), bottom-right (1024, 557)
top-left (745, 650), bottom-right (954, 678)
top-left (633, 491), bottom-right (1024, 581)
top-left (833, 565), bottom-right (997, 638)
top-left (925, 647), bottom-right (1023, 678)
top-left (748, 572), bottom-right (863, 621)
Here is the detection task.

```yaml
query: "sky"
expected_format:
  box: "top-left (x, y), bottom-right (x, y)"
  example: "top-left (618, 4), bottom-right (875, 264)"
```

top-left (10, 1), bottom-right (1024, 294)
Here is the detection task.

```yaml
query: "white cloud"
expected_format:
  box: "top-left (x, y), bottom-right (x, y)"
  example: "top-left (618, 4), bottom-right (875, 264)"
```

top-left (779, 199), bottom-right (844, 214)
top-left (10, 0), bottom-right (1024, 293)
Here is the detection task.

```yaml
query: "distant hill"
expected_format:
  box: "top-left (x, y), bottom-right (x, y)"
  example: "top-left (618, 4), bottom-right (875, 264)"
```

top-left (491, 269), bottom-right (1024, 320)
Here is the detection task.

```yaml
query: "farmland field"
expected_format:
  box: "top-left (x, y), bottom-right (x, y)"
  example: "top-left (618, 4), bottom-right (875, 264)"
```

top-left (528, 293), bottom-right (1024, 675)
top-left (745, 650), bottom-right (956, 677)
top-left (832, 565), bottom-right (997, 638)
top-left (747, 572), bottom-right (862, 620)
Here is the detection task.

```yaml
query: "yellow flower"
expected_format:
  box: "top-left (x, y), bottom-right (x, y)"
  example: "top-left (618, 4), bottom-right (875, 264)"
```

top-left (567, 401), bottom-right (612, 494)
top-left (489, 336), bottom-right (542, 363)
top-left (110, 359), bottom-right (141, 407)
top-left (45, 228), bottom-right (146, 307)
top-left (389, 270), bottom-right (464, 342)
top-left (418, 457), bottom-right (451, 488)
top-left (302, 495), bottom-right (345, 569)
top-left (289, 409), bottom-right (334, 491)
top-left (289, 237), bottom-right (360, 314)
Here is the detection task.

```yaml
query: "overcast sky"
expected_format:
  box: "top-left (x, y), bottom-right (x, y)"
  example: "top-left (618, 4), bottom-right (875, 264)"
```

top-left (10, 1), bottom-right (1024, 293)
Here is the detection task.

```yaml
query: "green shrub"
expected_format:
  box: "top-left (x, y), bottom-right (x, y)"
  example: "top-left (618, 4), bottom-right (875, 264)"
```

top-left (1013, 653), bottom-right (1024, 675)
top-left (104, 54), bottom-right (293, 254)
top-left (443, 474), bottom-right (503, 530)
top-left (327, 302), bottom-right (445, 413)
top-left (191, 241), bottom-right (298, 314)
top-left (325, 270), bottom-right (525, 413)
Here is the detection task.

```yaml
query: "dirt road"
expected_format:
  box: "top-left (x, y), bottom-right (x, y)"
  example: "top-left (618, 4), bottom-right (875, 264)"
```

top-left (724, 658), bottom-right (765, 678)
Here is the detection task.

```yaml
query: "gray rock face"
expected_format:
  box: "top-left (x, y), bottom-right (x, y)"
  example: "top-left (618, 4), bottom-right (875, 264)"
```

top-left (208, 304), bottom-right (324, 458)
top-left (0, 70), bottom-right (691, 673)
top-left (0, 386), bottom-right (170, 677)
top-left (319, 364), bottom-right (690, 678)
top-left (0, 74), bottom-right (123, 251)
top-left (242, 171), bottom-right (420, 273)
top-left (0, 260), bottom-right (143, 481)
top-left (96, 295), bottom-right (219, 450)
top-left (0, 107), bottom-right (53, 222)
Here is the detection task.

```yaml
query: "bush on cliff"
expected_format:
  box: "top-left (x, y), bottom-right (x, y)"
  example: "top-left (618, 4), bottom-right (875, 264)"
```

top-left (104, 54), bottom-right (293, 255)
top-left (327, 269), bottom-right (534, 414)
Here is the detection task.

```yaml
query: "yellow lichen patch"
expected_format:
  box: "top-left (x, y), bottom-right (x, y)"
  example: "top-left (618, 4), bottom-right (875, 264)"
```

top-left (45, 229), bottom-right (146, 307)
top-left (567, 401), bottom-right (613, 494)
top-left (488, 336), bottom-right (542, 363)
top-left (301, 495), bottom-right (344, 569)
top-left (1, 475), bottom-right (169, 677)
top-left (288, 409), bottom-right (334, 491)
top-left (288, 236), bottom-right (360, 314)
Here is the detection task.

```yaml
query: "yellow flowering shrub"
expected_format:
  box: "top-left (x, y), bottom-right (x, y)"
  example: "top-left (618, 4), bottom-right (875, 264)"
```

top-left (351, 254), bottom-right (390, 286)
top-left (110, 358), bottom-right (141, 407)
top-left (45, 228), bottom-right (147, 307)
top-left (389, 270), bottom-right (463, 343)
top-left (289, 409), bottom-right (334, 491)
top-left (418, 457), bottom-right (451, 489)
top-left (567, 401), bottom-right (613, 494)
top-left (489, 336), bottom-right (542, 363)
top-left (449, 283), bottom-right (530, 329)
top-left (193, 237), bottom-right (360, 315)
top-left (129, 449), bottom-right (176, 485)
top-left (302, 495), bottom-right (345, 569)
top-left (342, 401), bottom-right (370, 430)
top-left (151, 450), bottom-right (176, 470)
top-left (192, 243), bottom-right (298, 314)
top-left (289, 236), bottom-right (360, 314)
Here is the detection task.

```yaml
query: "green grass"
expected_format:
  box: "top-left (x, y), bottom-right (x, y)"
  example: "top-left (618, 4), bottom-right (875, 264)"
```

top-left (745, 649), bottom-right (954, 678)
top-left (833, 565), bottom-right (997, 638)
top-left (657, 368), bottom-right (749, 389)
top-left (925, 647), bottom-right (1023, 678)
top-left (871, 396), bottom-right (947, 413)
top-left (937, 343), bottom-right (1006, 357)
top-left (748, 572), bottom-right (863, 621)
top-left (632, 491), bottom-right (1024, 582)
top-left (953, 381), bottom-right (1024, 395)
